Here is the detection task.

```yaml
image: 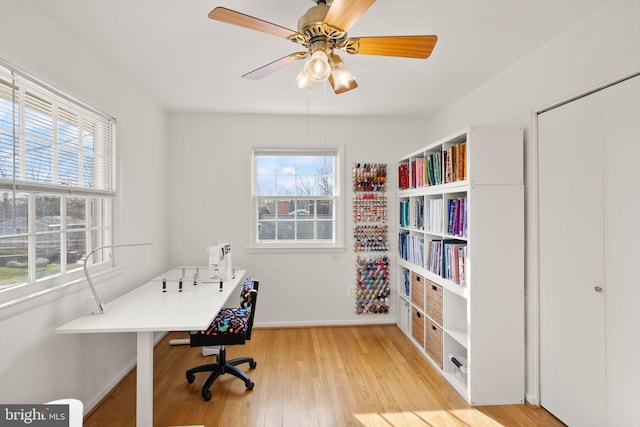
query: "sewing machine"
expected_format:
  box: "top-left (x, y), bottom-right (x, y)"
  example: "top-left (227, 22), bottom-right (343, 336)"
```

top-left (207, 242), bottom-right (233, 280)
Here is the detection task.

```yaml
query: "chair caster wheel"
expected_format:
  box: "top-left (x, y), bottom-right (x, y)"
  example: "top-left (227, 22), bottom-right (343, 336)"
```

top-left (202, 389), bottom-right (212, 401)
top-left (249, 360), bottom-right (257, 369)
top-left (186, 372), bottom-right (195, 384)
top-left (246, 381), bottom-right (254, 390)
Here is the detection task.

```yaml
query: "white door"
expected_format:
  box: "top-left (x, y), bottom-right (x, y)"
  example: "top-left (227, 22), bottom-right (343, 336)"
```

top-left (601, 75), bottom-right (640, 426)
top-left (538, 91), bottom-right (607, 426)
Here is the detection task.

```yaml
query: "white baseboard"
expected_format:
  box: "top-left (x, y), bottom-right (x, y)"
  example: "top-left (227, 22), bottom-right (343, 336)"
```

top-left (525, 392), bottom-right (539, 406)
top-left (254, 319), bottom-right (397, 328)
top-left (83, 331), bottom-right (169, 415)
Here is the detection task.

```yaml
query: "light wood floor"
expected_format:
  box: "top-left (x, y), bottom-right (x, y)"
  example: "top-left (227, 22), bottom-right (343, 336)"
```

top-left (84, 325), bottom-right (564, 427)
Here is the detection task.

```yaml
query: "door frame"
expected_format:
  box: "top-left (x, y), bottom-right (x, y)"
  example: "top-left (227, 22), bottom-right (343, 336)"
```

top-left (529, 67), bottom-right (640, 405)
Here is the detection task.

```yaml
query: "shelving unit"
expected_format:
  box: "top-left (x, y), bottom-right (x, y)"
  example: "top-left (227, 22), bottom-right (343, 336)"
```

top-left (396, 126), bottom-right (524, 405)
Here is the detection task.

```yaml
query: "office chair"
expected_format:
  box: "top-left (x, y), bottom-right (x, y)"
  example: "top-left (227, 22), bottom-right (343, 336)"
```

top-left (186, 277), bottom-right (259, 401)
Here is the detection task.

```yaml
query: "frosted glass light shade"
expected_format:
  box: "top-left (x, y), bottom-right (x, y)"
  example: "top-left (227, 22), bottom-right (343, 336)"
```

top-left (331, 62), bottom-right (356, 91)
top-left (293, 69), bottom-right (314, 91)
top-left (303, 50), bottom-right (331, 82)
top-left (328, 54), bottom-right (358, 94)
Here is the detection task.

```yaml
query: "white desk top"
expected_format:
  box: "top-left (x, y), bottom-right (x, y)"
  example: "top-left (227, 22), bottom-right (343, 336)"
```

top-left (56, 268), bottom-right (246, 334)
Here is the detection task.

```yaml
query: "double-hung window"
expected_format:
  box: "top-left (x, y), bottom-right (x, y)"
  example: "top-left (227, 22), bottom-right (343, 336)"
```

top-left (252, 148), bottom-right (343, 249)
top-left (0, 61), bottom-right (115, 296)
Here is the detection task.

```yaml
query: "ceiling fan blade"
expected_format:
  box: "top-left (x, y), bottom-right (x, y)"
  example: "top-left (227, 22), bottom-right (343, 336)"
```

top-left (209, 7), bottom-right (299, 40)
top-left (242, 52), bottom-right (308, 80)
top-left (323, 0), bottom-right (376, 32)
top-left (343, 35), bottom-right (438, 59)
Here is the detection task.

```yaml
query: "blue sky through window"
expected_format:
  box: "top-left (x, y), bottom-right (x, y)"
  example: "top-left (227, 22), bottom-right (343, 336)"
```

top-left (256, 154), bottom-right (335, 197)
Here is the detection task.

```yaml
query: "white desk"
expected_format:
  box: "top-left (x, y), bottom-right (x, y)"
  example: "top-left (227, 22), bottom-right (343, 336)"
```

top-left (56, 266), bottom-right (246, 427)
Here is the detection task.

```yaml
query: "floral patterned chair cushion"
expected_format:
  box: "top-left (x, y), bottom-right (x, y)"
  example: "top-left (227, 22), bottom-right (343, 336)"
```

top-left (197, 307), bottom-right (250, 335)
top-left (239, 276), bottom-right (255, 309)
top-left (190, 276), bottom-right (256, 337)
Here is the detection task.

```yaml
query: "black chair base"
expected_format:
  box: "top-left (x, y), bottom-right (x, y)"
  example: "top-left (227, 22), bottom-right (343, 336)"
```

top-left (186, 346), bottom-right (257, 401)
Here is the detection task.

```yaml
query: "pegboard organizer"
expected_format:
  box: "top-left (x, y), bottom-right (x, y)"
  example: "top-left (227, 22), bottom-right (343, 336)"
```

top-left (353, 193), bottom-right (387, 223)
top-left (353, 163), bottom-right (387, 192)
top-left (353, 163), bottom-right (389, 315)
top-left (353, 224), bottom-right (388, 252)
top-left (355, 255), bottom-right (390, 314)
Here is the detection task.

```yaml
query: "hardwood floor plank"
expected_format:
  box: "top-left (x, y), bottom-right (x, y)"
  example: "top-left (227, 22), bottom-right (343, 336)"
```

top-left (83, 325), bottom-right (565, 427)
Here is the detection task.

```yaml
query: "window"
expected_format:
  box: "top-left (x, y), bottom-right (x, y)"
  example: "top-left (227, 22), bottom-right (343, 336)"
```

top-left (252, 148), bottom-right (343, 249)
top-left (0, 61), bottom-right (115, 294)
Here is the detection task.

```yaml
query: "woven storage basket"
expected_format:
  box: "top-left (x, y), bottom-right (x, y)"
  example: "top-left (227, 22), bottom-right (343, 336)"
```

top-left (426, 318), bottom-right (443, 368)
top-left (411, 307), bottom-right (425, 348)
top-left (426, 280), bottom-right (443, 325)
top-left (410, 272), bottom-right (425, 310)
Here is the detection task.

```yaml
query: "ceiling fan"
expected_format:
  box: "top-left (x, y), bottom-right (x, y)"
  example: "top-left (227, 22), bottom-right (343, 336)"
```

top-left (208, 0), bottom-right (438, 94)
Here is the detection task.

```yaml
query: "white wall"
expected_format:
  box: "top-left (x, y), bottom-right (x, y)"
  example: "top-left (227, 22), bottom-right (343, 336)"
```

top-left (167, 112), bottom-right (422, 326)
top-left (411, 0), bottom-right (640, 404)
top-left (1, 0), bottom-right (637, 414)
top-left (166, 0), bottom-right (640, 404)
top-left (0, 0), bottom-right (169, 410)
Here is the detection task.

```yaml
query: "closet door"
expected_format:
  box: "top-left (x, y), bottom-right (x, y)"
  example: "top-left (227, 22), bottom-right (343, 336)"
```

top-left (538, 92), bottom-right (606, 426)
top-left (601, 75), bottom-right (640, 425)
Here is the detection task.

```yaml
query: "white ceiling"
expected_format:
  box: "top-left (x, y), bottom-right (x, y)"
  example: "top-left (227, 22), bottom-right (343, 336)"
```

top-left (28, 0), bottom-right (611, 117)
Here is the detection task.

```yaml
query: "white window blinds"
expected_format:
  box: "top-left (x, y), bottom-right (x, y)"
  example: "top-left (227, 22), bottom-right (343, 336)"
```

top-left (0, 62), bottom-right (115, 196)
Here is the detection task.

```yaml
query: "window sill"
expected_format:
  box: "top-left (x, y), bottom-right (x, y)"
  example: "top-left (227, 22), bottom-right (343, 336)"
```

top-left (245, 246), bottom-right (348, 255)
top-left (0, 265), bottom-right (124, 321)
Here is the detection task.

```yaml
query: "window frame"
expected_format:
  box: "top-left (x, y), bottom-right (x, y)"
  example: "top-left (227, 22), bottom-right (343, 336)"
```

top-left (0, 60), bottom-right (116, 309)
top-left (249, 146), bottom-right (345, 252)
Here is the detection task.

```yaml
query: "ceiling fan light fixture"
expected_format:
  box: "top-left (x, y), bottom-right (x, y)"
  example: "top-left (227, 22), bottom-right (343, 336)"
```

top-left (209, 2), bottom-right (438, 95)
top-left (303, 50), bottom-right (332, 82)
top-left (293, 68), bottom-right (314, 92)
top-left (328, 54), bottom-right (357, 93)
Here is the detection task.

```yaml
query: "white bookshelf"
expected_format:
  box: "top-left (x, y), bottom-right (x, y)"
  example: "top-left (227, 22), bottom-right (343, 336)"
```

top-left (397, 126), bottom-right (524, 405)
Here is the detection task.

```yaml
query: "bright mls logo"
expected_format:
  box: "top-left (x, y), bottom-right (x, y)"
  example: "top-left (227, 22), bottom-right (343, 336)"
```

top-left (0, 405), bottom-right (68, 426)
